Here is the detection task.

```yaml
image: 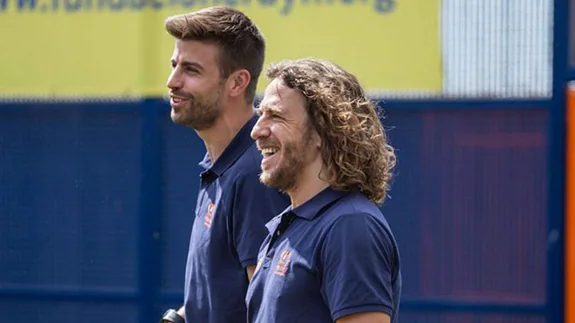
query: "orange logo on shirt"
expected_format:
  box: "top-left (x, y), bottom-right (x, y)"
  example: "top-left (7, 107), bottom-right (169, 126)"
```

top-left (204, 202), bottom-right (215, 227)
top-left (274, 250), bottom-right (292, 276)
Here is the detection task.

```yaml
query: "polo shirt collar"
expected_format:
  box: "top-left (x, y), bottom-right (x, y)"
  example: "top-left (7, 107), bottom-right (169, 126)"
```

top-left (291, 186), bottom-right (347, 220)
top-left (264, 187), bottom-right (347, 234)
top-left (264, 187), bottom-right (343, 232)
top-left (198, 113), bottom-right (258, 177)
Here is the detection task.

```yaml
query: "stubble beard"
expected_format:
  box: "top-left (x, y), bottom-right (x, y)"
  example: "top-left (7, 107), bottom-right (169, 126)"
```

top-left (171, 87), bottom-right (223, 131)
top-left (259, 135), bottom-right (313, 193)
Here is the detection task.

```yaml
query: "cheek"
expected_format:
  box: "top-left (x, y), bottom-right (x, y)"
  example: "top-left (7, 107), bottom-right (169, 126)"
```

top-left (182, 76), bottom-right (212, 93)
top-left (182, 78), bottom-right (199, 93)
top-left (269, 124), bottom-right (292, 142)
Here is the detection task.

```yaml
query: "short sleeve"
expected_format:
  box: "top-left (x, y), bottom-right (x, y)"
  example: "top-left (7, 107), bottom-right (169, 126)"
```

top-left (230, 170), bottom-right (290, 268)
top-left (320, 212), bottom-right (396, 321)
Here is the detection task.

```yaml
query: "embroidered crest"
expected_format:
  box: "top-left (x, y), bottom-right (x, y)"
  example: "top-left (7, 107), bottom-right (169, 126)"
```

top-left (204, 202), bottom-right (216, 227)
top-left (274, 249), bottom-right (292, 276)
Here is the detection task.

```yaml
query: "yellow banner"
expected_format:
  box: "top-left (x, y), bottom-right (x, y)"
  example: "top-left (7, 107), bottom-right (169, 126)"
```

top-left (0, 0), bottom-right (441, 97)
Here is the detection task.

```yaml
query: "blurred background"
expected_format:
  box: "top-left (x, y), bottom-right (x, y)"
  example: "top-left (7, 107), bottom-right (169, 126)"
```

top-left (0, 0), bottom-right (574, 322)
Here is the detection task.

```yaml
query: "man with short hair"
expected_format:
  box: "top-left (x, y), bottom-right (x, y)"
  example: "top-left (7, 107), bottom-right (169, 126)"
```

top-left (246, 58), bottom-right (402, 323)
top-left (159, 6), bottom-right (290, 323)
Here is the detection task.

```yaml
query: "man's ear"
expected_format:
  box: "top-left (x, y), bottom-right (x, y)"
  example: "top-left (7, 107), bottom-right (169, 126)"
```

top-left (226, 69), bottom-right (251, 99)
top-left (312, 130), bottom-right (322, 149)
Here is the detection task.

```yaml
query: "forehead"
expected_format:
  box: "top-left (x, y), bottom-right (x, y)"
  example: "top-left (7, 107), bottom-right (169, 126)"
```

top-left (260, 78), bottom-right (307, 113)
top-left (172, 39), bottom-right (219, 68)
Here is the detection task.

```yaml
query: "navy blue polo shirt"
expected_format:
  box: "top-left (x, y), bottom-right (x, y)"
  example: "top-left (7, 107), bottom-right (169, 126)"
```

top-left (184, 114), bottom-right (290, 323)
top-left (246, 187), bottom-right (402, 323)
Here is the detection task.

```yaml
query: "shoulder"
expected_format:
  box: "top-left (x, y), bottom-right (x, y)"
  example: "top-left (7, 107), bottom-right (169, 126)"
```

top-left (236, 142), bottom-right (263, 171)
top-left (217, 142), bottom-right (260, 185)
top-left (329, 193), bottom-right (389, 226)
top-left (318, 205), bottom-right (400, 277)
top-left (226, 143), bottom-right (263, 182)
top-left (321, 193), bottom-right (397, 248)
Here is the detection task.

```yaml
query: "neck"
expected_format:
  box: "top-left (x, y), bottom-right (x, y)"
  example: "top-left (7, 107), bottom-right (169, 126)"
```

top-left (197, 102), bottom-right (254, 163)
top-left (288, 158), bottom-right (329, 208)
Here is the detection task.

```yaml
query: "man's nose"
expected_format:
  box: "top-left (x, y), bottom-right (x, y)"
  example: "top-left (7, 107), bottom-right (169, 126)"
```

top-left (251, 119), bottom-right (270, 140)
top-left (166, 70), bottom-right (182, 90)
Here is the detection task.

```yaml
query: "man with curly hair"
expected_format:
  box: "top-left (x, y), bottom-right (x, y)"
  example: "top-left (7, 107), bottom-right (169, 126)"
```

top-left (246, 58), bottom-right (402, 323)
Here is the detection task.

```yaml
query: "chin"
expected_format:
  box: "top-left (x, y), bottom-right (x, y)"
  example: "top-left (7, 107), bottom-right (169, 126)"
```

top-left (171, 116), bottom-right (184, 125)
top-left (170, 111), bottom-right (189, 126)
top-left (260, 170), bottom-right (295, 193)
top-left (259, 170), bottom-right (272, 185)
top-left (170, 108), bottom-right (180, 120)
top-left (259, 170), bottom-right (280, 189)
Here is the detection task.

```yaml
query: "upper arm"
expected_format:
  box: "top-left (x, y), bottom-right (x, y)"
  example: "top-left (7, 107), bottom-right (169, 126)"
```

top-left (336, 312), bottom-right (390, 323)
top-left (230, 170), bottom-right (289, 267)
top-left (320, 213), bottom-right (398, 321)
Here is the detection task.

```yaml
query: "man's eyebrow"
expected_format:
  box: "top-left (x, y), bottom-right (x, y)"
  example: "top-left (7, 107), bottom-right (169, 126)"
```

top-left (171, 59), bottom-right (205, 71)
top-left (258, 104), bottom-right (282, 115)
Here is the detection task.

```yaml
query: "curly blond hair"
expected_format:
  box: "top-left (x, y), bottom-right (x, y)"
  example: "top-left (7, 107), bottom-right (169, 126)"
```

top-left (266, 58), bottom-right (396, 204)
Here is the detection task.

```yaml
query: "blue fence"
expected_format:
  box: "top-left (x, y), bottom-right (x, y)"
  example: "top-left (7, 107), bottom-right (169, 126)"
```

top-left (0, 0), bottom-right (572, 321)
top-left (0, 98), bottom-right (557, 323)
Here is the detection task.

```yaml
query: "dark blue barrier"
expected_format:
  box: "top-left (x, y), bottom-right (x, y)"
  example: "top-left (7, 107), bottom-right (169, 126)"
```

top-left (0, 102), bottom-right (144, 321)
top-left (0, 98), bottom-right (554, 322)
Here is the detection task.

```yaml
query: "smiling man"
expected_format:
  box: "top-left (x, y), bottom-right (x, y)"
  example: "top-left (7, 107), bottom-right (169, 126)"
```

top-left (159, 7), bottom-right (290, 323)
top-left (246, 58), bottom-right (402, 323)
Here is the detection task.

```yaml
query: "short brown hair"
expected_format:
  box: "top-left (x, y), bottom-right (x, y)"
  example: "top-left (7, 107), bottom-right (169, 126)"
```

top-left (266, 58), bottom-right (396, 204)
top-left (165, 6), bottom-right (265, 103)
